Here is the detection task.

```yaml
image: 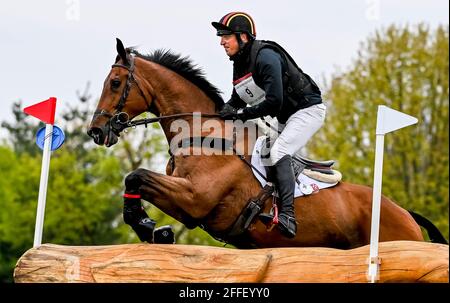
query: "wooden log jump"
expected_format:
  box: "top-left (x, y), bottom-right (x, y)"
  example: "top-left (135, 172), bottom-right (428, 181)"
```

top-left (14, 240), bottom-right (448, 283)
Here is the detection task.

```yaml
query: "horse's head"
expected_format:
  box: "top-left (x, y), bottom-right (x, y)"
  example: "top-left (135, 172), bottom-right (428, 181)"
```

top-left (87, 38), bottom-right (153, 147)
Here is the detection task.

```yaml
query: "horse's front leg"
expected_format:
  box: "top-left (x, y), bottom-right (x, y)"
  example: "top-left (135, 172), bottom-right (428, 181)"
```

top-left (122, 169), bottom-right (157, 243)
top-left (123, 168), bottom-right (205, 243)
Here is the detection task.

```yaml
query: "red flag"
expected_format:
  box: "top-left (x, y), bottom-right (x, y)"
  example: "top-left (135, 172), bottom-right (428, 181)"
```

top-left (23, 97), bottom-right (57, 125)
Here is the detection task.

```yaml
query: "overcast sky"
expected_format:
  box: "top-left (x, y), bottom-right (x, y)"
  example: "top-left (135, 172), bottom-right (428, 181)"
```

top-left (0, 0), bottom-right (448, 135)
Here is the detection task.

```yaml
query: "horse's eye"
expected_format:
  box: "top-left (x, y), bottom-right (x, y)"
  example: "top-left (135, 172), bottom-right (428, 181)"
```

top-left (111, 79), bottom-right (121, 89)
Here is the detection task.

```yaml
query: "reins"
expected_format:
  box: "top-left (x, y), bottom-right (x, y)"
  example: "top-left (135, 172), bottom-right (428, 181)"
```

top-left (123, 112), bottom-right (221, 128)
top-left (122, 112), bottom-right (269, 182)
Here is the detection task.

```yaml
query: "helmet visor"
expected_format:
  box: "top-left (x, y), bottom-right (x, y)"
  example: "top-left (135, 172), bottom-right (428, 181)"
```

top-left (211, 22), bottom-right (234, 36)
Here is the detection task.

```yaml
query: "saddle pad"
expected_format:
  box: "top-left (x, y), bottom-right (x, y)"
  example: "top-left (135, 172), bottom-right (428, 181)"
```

top-left (251, 136), bottom-right (338, 198)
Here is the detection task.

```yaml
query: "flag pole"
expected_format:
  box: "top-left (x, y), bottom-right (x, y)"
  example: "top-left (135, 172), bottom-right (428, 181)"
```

top-left (367, 133), bottom-right (384, 282)
top-left (23, 97), bottom-right (58, 248)
top-left (33, 123), bottom-right (54, 248)
top-left (367, 105), bottom-right (418, 282)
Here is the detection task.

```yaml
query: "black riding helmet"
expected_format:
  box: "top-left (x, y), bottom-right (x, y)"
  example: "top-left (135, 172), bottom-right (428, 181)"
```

top-left (211, 12), bottom-right (256, 39)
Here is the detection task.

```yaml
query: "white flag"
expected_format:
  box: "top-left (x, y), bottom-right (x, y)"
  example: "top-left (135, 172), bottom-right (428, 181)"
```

top-left (376, 105), bottom-right (418, 135)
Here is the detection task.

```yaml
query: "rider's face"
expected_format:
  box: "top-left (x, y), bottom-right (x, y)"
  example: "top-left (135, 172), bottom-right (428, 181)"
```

top-left (220, 33), bottom-right (248, 57)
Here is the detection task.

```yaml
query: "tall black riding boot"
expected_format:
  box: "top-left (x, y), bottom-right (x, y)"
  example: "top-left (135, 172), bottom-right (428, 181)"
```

top-left (259, 155), bottom-right (297, 238)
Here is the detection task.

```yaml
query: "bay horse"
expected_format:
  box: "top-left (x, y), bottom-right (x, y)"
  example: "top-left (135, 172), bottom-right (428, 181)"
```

top-left (88, 39), bottom-right (447, 249)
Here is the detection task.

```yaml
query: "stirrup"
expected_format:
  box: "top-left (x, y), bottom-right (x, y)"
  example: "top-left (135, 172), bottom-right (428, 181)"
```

top-left (259, 213), bottom-right (276, 225)
top-left (258, 196), bottom-right (279, 231)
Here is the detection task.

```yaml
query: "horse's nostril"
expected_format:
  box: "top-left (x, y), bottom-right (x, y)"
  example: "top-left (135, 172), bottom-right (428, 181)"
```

top-left (88, 127), bottom-right (100, 136)
top-left (87, 127), bottom-right (104, 144)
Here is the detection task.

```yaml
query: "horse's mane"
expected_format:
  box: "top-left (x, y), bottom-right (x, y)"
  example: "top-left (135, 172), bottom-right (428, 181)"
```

top-left (128, 48), bottom-right (225, 109)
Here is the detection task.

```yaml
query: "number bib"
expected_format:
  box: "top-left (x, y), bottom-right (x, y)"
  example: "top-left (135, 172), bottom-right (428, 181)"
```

top-left (233, 73), bottom-right (266, 106)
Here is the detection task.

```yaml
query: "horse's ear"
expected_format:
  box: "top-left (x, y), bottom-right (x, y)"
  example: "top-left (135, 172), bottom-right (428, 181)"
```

top-left (116, 38), bottom-right (129, 65)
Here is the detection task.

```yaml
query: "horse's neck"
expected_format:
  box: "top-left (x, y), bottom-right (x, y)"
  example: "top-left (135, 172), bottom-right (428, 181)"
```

top-left (137, 59), bottom-right (217, 141)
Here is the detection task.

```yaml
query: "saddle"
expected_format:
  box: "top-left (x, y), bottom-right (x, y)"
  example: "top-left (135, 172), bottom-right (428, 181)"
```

top-left (260, 136), bottom-right (337, 181)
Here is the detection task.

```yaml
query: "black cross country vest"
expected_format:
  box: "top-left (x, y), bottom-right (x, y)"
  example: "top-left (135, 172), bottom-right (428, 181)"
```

top-left (232, 40), bottom-right (322, 123)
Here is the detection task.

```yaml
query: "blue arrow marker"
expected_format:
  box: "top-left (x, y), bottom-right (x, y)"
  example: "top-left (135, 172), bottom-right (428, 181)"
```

top-left (36, 125), bottom-right (65, 151)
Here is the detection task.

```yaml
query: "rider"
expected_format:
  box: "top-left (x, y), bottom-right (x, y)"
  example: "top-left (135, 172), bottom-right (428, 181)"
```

top-left (212, 12), bottom-right (326, 238)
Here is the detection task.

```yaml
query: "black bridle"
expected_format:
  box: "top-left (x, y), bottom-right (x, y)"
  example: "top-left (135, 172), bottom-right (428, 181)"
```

top-left (93, 54), bottom-right (151, 134)
top-left (94, 54), bottom-right (223, 135)
top-left (93, 53), bottom-right (227, 135)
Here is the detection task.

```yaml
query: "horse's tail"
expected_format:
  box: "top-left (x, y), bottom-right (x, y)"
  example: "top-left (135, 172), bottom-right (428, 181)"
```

top-left (408, 210), bottom-right (448, 244)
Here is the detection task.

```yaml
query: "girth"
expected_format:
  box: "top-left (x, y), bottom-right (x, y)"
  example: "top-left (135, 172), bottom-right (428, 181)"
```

top-left (199, 184), bottom-right (274, 248)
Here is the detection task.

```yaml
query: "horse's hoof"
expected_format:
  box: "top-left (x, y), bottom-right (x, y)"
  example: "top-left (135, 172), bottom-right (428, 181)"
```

top-left (134, 217), bottom-right (156, 243)
top-left (153, 225), bottom-right (175, 244)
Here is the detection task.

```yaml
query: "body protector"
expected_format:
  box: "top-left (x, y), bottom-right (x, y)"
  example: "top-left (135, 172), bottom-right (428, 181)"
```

top-left (231, 40), bottom-right (322, 123)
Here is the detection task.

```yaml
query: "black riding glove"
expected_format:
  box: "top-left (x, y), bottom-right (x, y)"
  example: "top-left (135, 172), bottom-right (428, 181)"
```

top-left (219, 104), bottom-right (248, 121)
top-left (219, 104), bottom-right (238, 120)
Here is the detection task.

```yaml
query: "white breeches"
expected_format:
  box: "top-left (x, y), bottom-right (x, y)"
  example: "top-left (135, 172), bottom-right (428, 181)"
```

top-left (268, 103), bottom-right (326, 165)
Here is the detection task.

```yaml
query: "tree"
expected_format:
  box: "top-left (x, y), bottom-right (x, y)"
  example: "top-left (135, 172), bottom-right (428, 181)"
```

top-left (0, 145), bottom-right (126, 282)
top-left (308, 24), bottom-right (449, 240)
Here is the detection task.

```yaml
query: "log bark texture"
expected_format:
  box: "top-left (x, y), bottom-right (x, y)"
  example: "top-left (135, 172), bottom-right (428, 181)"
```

top-left (14, 240), bottom-right (448, 283)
